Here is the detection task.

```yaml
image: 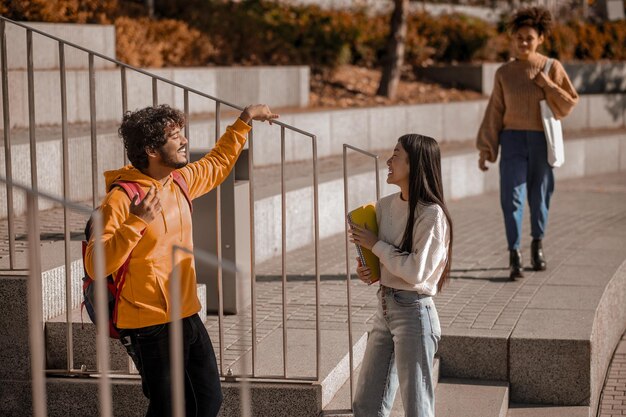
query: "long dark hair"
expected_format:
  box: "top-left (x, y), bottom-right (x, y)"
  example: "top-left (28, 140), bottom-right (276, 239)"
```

top-left (398, 134), bottom-right (453, 292)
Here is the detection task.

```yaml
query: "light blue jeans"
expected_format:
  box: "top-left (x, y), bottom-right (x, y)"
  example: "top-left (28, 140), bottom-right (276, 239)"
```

top-left (353, 286), bottom-right (441, 417)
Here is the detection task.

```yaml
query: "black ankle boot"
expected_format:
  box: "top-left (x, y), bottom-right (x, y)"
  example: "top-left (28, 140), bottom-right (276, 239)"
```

top-left (509, 249), bottom-right (524, 280)
top-left (531, 239), bottom-right (547, 271)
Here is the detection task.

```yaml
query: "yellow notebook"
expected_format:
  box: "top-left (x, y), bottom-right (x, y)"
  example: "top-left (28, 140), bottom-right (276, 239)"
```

top-left (348, 203), bottom-right (381, 283)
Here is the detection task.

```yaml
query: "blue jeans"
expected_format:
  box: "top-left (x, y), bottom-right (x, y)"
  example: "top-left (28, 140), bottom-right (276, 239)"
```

top-left (499, 130), bottom-right (555, 250)
top-left (353, 286), bottom-right (441, 417)
top-left (121, 314), bottom-right (223, 417)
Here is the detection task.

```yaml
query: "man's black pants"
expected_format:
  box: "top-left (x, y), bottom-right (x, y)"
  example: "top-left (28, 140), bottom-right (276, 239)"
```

top-left (121, 314), bottom-right (223, 417)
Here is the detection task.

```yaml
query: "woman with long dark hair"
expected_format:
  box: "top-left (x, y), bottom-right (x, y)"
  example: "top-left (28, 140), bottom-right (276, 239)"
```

top-left (349, 134), bottom-right (453, 417)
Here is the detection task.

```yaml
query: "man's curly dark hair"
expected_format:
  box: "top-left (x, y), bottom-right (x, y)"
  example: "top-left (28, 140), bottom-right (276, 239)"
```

top-left (509, 6), bottom-right (553, 37)
top-left (118, 105), bottom-right (186, 170)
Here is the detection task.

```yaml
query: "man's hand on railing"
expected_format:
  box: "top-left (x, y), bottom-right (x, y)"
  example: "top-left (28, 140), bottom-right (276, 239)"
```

top-left (239, 104), bottom-right (279, 125)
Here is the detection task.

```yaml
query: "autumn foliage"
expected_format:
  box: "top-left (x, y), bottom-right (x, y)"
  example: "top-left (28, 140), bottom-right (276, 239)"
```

top-left (1, 0), bottom-right (624, 69)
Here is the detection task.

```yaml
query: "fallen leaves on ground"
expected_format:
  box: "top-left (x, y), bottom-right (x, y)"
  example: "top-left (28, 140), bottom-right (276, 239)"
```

top-left (310, 65), bottom-right (483, 109)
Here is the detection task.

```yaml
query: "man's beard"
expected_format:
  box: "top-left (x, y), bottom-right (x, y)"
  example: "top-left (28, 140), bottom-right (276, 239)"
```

top-left (158, 147), bottom-right (188, 169)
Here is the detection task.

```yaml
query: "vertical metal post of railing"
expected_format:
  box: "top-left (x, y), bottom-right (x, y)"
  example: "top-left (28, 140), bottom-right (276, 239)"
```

top-left (238, 117), bottom-right (253, 417)
top-left (0, 20), bottom-right (16, 269)
top-left (59, 41), bottom-right (74, 372)
top-left (247, 127), bottom-right (258, 377)
top-left (311, 135), bottom-right (321, 380)
top-left (280, 126), bottom-right (288, 377)
top-left (88, 53), bottom-right (99, 208)
top-left (183, 90), bottom-right (189, 146)
top-left (342, 146), bottom-right (354, 405)
top-left (25, 26), bottom-right (41, 320)
top-left (152, 77), bottom-right (158, 107)
top-left (342, 144), bottom-right (380, 406)
top-left (120, 66), bottom-right (129, 166)
top-left (26, 29), bottom-right (39, 201)
top-left (26, 192), bottom-right (47, 417)
top-left (90, 211), bottom-right (112, 417)
top-left (214, 102), bottom-right (225, 376)
top-left (170, 247), bottom-right (185, 417)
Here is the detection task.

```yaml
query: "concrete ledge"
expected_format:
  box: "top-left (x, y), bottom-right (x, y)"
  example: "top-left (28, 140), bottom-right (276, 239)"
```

top-left (416, 62), bottom-right (626, 96)
top-left (45, 283), bottom-right (208, 371)
top-left (0, 276), bottom-right (31, 380)
top-left (438, 329), bottom-right (509, 381)
top-left (0, 65), bottom-right (309, 128)
top-left (42, 376), bottom-right (324, 417)
top-left (1, 22), bottom-right (116, 70)
top-left (1, 104), bottom-right (624, 219)
top-left (509, 233), bottom-right (626, 408)
top-left (253, 133), bottom-right (626, 264)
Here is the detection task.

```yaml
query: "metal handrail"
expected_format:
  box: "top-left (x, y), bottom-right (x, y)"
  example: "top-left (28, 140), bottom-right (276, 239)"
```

top-left (0, 15), bottom-right (315, 134)
top-left (342, 144), bottom-right (381, 408)
top-left (0, 15), bottom-right (326, 414)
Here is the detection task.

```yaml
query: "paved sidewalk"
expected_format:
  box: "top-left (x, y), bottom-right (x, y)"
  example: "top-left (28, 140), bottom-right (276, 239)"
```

top-left (3, 165), bottom-right (624, 410)
top-left (600, 331), bottom-right (626, 417)
top-left (256, 171), bottom-right (626, 331)
top-left (202, 171), bottom-right (626, 382)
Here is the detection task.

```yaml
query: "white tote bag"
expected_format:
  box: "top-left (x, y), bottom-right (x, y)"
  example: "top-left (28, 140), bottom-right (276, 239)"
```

top-left (540, 58), bottom-right (564, 167)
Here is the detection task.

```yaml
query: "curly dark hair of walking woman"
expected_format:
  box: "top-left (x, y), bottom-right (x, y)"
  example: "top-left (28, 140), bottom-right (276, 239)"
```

top-left (398, 134), bottom-right (453, 292)
top-left (509, 6), bottom-right (553, 36)
top-left (119, 105), bottom-right (186, 170)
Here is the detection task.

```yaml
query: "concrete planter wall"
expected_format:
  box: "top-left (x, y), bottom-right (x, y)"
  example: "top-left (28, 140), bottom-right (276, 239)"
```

top-left (416, 61), bottom-right (626, 96)
top-left (1, 21), bottom-right (116, 70)
top-left (0, 66), bottom-right (309, 128)
top-left (2, 97), bottom-right (625, 218)
top-left (252, 132), bottom-right (626, 264)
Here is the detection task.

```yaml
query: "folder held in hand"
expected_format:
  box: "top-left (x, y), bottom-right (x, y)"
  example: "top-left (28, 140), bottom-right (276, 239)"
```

top-left (348, 203), bottom-right (380, 283)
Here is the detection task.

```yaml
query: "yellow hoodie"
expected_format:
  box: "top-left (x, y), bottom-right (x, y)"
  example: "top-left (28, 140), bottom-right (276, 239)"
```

top-left (85, 119), bottom-right (251, 329)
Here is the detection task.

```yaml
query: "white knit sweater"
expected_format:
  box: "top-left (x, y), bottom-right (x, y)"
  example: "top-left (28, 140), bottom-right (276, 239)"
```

top-left (371, 193), bottom-right (450, 295)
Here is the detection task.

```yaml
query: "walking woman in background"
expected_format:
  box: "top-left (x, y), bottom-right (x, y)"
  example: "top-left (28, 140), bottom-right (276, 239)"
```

top-left (349, 134), bottom-right (452, 417)
top-left (476, 6), bottom-right (578, 280)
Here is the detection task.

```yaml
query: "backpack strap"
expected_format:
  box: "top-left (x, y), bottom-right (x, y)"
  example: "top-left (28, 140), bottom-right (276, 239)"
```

top-left (108, 180), bottom-right (146, 326)
top-left (171, 171), bottom-right (193, 213)
top-left (114, 181), bottom-right (146, 205)
top-left (112, 256), bottom-right (132, 326)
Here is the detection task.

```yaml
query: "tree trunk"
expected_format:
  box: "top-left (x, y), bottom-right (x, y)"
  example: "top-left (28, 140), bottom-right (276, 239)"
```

top-left (146, 0), bottom-right (155, 18)
top-left (376, 0), bottom-right (409, 99)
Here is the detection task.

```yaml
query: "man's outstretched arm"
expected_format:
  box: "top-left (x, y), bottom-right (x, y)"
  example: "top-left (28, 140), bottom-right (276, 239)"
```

top-left (179, 104), bottom-right (279, 199)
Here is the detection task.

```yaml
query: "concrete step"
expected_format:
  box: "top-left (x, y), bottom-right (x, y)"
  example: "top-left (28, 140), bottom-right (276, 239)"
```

top-left (324, 365), bottom-right (508, 417)
top-left (507, 404), bottom-right (591, 417)
top-left (435, 379), bottom-right (509, 417)
top-left (45, 283), bottom-right (207, 372)
top-left (323, 357), bottom-right (440, 415)
top-left (42, 376), bottom-right (326, 417)
top-left (223, 325), bottom-right (369, 410)
top-left (43, 321), bottom-right (370, 416)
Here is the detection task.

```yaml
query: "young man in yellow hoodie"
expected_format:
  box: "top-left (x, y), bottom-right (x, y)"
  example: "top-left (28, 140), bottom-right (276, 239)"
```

top-left (85, 103), bottom-right (278, 417)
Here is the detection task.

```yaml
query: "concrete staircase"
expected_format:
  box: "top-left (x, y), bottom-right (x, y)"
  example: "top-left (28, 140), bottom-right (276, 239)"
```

top-left (324, 357), bottom-right (513, 417)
